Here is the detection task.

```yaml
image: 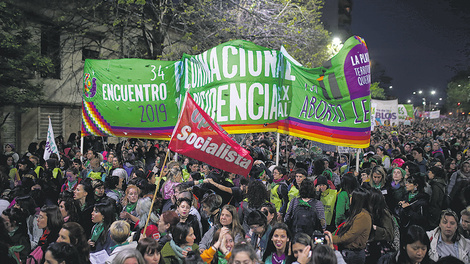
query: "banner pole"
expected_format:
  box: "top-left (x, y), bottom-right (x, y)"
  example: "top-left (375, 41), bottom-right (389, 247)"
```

top-left (80, 136), bottom-right (84, 163)
top-left (356, 148), bottom-right (360, 173)
top-left (143, 149), bottom-right (170, 235)
top-left (276, 133), bottom-right (280, 166)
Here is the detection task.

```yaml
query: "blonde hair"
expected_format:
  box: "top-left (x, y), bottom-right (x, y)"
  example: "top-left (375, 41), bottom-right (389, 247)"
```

top-left (110, 220), bottom-right (131, 244)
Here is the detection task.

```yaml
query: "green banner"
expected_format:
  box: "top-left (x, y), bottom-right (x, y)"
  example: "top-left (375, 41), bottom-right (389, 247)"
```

top-left (82, 36), bottom-right (371, 147)
top-left (82, 59), bottom-right (178, 139)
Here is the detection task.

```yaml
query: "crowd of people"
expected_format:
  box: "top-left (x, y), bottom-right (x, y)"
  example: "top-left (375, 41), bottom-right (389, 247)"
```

top-left (1, 119), bottom-right (470, 264)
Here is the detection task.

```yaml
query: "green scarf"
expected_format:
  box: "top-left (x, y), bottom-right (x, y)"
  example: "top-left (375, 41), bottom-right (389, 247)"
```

top-left (110, 241), bottom-right (129, 251)
top-left (217, 251), bottom-right (228, 264)
top-left (298, 199), bottom-right (312, 208)
top-left (170, 240), bottom-right (192, 264)
top-left (125, 202), bottom-right (137, 214)
top-left (408, 191), bottom-right (418, 202)
top-left (90, 223), bottom-right (104, 242)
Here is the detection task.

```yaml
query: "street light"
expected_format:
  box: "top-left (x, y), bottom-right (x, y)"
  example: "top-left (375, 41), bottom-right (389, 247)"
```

top-left (407, 99), bottom-right (411, 103)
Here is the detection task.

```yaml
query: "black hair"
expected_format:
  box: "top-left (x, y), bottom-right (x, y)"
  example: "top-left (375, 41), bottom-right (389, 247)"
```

top-left (172, 222), bottom-right (193, 246)
top-left (398, 225), bottom-right (431, 263)
top-left (47, 242), bottom-right (81, 264)
top-left (94, 201), bottom-right (116, 244)
top-left (262, 223), bottom-right (292, 261)
top-left (429, 166), bottom-right (446, 179)
top-left (299, 178), bottom-right (316, 199)
top-left (311, 244), bottom-right (337, 264)
top-left (246, 210), bottom-right (267, 227)
top-left (137, 237), bottom-right (162, 264)
top-left (246, 180), bottom-right (268, 209)
top-left (41, 205), bottom-right (65, 245)
top-left (337, 188), bottom-right (370, 237)
top-left (339, 173), bottom-right (359, 194)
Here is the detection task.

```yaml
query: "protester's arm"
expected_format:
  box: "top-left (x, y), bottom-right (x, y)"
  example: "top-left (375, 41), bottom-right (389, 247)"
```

top-left (206, 178), bottom-right (233, 194)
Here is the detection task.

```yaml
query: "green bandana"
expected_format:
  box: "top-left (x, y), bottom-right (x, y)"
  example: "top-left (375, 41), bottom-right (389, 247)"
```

top-left (217, 250), bottom-right (228, 264)
top-left (125, 202), bottom-right (137, 214)
top-left (408, 191), bottom-right (418, 202)
top-left (90, 223), bottom-right (104, 242)
top-left (298, 199), bottom-right (312, 208)
top-left (110, 241), bottom-right (129, 251)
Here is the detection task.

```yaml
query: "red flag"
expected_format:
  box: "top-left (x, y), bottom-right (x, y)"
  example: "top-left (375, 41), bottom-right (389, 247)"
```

top-left (169, 93), bottom-right (253, 176)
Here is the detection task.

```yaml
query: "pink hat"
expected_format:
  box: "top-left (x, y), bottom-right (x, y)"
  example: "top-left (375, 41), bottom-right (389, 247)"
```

top-left (392, 158), bottom-right (405, 168)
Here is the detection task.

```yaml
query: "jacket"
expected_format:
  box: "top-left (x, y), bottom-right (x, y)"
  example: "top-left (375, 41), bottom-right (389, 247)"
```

top-left (249, 225), bottom-right (272, 258)
top-left (399, 191), bottom-right (429, 229)
top-left (369, 209), bottom-right (394, 243)
top-left (200, 246), bottom-right (231, 264)
top-left (335, 191), bottom-right (349, 227)
top-left (427, 227), bottom-right (470, 263)
top-left (332, 208), bottom-right (371, 250)
top-left (428, 178), bottom-right (446, 228)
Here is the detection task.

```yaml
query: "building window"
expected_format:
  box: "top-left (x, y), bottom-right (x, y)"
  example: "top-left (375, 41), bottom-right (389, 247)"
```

top-left (41, 25), bottom-right (61, 79)
top-left (39, 107), bottom-right (63, 140)
top-left (82, 48), bottom-right (100, 61)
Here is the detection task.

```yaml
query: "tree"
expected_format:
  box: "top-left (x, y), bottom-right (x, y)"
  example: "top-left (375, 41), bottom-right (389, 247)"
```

top-left (180, 0), bottom-right (331, 67)
top-left (0, 0), bottom-right (54, 105)
top-left (446, 69), bottom-right (470, 113)
top-left (370, 82), bottom-right (386, 99)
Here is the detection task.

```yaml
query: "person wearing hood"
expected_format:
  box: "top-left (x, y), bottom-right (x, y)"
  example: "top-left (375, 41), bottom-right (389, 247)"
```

top-left (269, 166), bottom-right (289, 220)
top-left (427, 166), bottom-right (448, 228)
top-left (316, 175), bottom-right (337, 227)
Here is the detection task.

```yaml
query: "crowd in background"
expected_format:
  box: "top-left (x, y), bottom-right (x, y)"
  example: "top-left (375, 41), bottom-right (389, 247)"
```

top-left (1, 119), bottom-right (470, 264)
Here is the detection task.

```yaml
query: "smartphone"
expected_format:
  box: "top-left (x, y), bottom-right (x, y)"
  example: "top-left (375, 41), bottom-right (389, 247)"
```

top-left (313, 234), bottom-right (326, 245)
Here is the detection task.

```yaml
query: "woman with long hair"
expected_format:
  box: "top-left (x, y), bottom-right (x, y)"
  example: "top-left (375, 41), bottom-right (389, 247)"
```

top-left (428, 166), bottom-right (448, 228)
top-left (14, 195), bottom-right (42, 248)
top-left (335, 173), bottom-right (359, 227)
top-left (33, 205), bottom-right (64, 263)
top-left (366, 189), bottom-right (395, 264)
top-left (1, 207), bottom-right (31, 262)
top-left (378, 225), bottom-right (433, 264)
top-left (57, 222), bottom-right (90, 263)
top-left (88, 201), bottom-right (116, 254)
top-left (74, 179), bottom-right (96, 237)
top-left (238, 179), bottom-right (271, 232)
top-left (58, 196), bottom-right (80, 223)
top-left (200, 204), bottom-right (245, 251)
top-left (161, 222), bottom-right (199, 264)
top-left (332, 187), bottom-right (371, 264)
top-left (262, 223), bottom-right (292, 264)
top-left (286, 233), bottom-right (313, 264)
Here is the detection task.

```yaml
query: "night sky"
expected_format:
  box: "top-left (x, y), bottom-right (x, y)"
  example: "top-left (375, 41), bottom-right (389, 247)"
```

top-left (351, 0), bottom-right (470, 106)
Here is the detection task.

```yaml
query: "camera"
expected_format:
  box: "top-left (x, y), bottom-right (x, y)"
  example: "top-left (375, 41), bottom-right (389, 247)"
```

top-left (312, 231), bottom-right (326, 245)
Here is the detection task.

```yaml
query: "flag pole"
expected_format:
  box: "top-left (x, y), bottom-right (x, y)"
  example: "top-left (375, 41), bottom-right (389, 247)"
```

top-left (356, 148), bottom-right (360, 173)
top-left (276, 133), bottom-right (280, 166)
top-left (80, 136), bottom-right (84, 163)
top-left (143, 149), bottom-right (170, 235)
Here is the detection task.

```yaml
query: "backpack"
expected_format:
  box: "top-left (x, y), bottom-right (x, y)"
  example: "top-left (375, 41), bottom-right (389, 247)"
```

top-left (289, 198), bottom-right (322, 236)
top-left (26, 245), bottom-right (44, 264)
top-left (436, 181), bottom-right (452, 210)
